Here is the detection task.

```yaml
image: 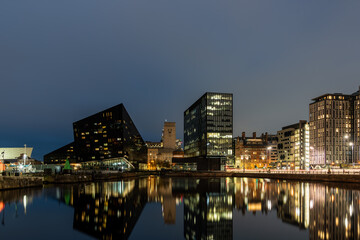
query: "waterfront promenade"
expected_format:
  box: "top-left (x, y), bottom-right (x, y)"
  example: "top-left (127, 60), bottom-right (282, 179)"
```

top-left (165, 169), bottom-right (360, 184)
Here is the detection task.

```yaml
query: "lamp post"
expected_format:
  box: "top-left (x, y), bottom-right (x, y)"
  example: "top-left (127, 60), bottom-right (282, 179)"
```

top-left (23, 144), bottom-right (27, 166)
top-left (344, 134), bottom-right (350, 165)
top-left (350, 142), bottom-right (354, 167)
top-left (310, 146), bottom-right (314, 169)
top-left (267, 146), bottom-right (272, 168)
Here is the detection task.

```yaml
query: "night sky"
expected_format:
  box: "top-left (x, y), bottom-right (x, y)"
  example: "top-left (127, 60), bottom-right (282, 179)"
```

top-left (1, 1), bottom-right (360, 160)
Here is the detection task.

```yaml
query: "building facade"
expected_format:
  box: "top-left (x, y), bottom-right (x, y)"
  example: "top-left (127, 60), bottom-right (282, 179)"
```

top-left (309, 87), bottom-right (360, 166)
top-left (73, 104), bottom-right (147, 166)
top-left (277, 120), bottom-right (310, 170)
top-left (184, 92), bottom-right (233, 158)
top-left (146, 122), bottom-right (179, 170)
top-left (44, 143), bottom-right (75, 164)
top-left (234, 132), bottom-right (277, 169)
top-left (45, 104), bottom-right (147, 169)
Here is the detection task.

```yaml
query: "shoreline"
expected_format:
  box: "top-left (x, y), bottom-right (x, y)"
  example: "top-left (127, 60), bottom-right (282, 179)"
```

top-left (3, 170), bottom-right (360, 190)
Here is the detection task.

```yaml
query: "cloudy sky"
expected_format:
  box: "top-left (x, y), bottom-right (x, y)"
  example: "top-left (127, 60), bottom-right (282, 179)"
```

top-left (1, 0), bottom-right (360, 159)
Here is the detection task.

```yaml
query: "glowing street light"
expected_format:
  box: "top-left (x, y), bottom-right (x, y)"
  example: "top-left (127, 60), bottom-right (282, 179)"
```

top-left (266, 146), bottom-right (272, 166)
top-left (350, 142), bottom-right (354, 166)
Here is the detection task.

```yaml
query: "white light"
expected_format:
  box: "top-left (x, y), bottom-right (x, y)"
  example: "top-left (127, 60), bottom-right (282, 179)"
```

top-left (310, 200), bottom-right (314, 209)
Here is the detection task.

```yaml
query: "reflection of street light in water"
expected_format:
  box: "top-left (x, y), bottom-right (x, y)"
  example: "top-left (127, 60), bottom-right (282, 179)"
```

top-left (23, 195), bottom-right (27, 215)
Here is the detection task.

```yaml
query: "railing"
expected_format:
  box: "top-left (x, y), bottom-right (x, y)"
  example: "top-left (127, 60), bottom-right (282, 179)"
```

top-left (227, 169), bottom-right (360, 175)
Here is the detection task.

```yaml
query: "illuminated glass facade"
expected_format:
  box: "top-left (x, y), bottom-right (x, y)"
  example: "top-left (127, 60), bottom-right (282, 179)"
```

top-left (277, 121), bottom-right (310, 170)
top-left (184, 92), bottom-right (233, 158)
top-left (73, 104), bottom-right (147, 165)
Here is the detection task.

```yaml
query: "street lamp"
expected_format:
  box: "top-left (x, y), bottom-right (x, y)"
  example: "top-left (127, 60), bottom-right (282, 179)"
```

top-left (267, 146), bottom-right (272, 168)
top-left (344, 135), bottom-right (351, 165)
top-left (350, 142), bottom-right (354, 166)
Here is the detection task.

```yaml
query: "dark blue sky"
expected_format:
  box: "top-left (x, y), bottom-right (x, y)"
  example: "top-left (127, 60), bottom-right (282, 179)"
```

top-left (1, 0), bottom-right (360, 160)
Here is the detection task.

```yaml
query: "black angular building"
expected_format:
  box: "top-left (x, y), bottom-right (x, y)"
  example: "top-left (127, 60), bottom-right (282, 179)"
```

top-left (44, 142), bottom-right (75, 164)
top-left (73, 104), bottom-right (147, 165)
top-left (44, 104), bottom-right (147, 168)
top-left (184, 92), bottom-right (233, 158)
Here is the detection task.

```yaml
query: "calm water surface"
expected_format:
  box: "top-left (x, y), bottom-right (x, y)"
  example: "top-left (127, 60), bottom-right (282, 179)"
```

top-left (0, 177), bottom-right (358, 239)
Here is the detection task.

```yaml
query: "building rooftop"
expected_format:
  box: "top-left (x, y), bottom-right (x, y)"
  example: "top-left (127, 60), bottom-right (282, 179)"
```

top-left (0, 147), bottom-right (33, 160)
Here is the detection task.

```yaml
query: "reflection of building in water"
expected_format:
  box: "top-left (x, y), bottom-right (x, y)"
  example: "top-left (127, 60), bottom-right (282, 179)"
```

top-left (233, 178), bottom-right (276, 215)
top-left (233, 178), bottom-right (310, 230)
top-left (72, 180), bottom-right (147, 239)
top-left (184, 178), bottom-right (233, 240)
top-left (45, 176), bottom-right (360, 240)
top-left (48, 177), bottom-right (178, 239)
top-left (147, 176), bottom-right (176, 224)
top-left (277, 182), bottom-right (310, 230)
top-left (309, 184), bottom-right (360, 240)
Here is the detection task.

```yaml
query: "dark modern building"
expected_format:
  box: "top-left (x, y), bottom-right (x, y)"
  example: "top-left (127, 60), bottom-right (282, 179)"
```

top-left (44, 142), bottom-right (75, 164)
top-left (184, 92), bottom-right (233, 158)
top-left (44, 104), bottom-right (147, 168)
top-left (73, 104), bottom-right (147, 165)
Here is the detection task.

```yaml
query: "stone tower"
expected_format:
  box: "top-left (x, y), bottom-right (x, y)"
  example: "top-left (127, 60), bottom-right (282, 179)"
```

top-left (162, 122), bottom-right (176, 150)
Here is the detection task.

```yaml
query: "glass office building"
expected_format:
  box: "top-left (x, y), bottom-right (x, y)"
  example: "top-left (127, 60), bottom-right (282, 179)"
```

top-left (184, 92), bottom-right (233, 158)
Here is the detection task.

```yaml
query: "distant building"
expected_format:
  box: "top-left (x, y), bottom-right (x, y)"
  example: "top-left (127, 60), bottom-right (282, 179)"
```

top-left (44, 143), bottom-right (75, 164)
top-left (45, 104), bottom-right (147, 169)
top-left (277, 120), bottom-right (310, 170)
top-left (234, 132), bottom-right (277, 169)
top-left (0, 147), bottom-right (33, 164)
top-left (309, 87), bottom-right (360, 165)
top-left (183, 92), bottom-right (233, 170)
top-left (146, 122), bottom-right (178, 170)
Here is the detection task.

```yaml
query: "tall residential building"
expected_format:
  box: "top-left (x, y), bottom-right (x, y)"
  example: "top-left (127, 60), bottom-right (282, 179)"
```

top-left (184, 92), bottom-right (233, 158)
top-left (309, 87), bottom-right (360, 165)
top-left (277, 120), bottom-right (310, 170)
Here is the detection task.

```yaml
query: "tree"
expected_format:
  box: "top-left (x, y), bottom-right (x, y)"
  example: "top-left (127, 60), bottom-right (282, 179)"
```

top-left (64, 159), bottom-right (72, 170)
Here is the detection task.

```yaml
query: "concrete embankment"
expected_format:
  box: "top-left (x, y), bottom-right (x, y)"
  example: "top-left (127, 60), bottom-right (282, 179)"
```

top-left (0, 176), bottom-right (43, 190)
top-left (164, 171), bottom-right (360, 184)
top-left (43, 171), bottom-right (150, 184)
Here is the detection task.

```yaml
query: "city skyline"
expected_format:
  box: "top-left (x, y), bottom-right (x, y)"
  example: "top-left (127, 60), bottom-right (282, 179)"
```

top-left (1, 1), bottom-right (360, 160)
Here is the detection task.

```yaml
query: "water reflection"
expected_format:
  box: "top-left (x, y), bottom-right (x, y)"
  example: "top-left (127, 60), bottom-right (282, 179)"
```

top-left (1, 178), bottom-right (360, 239)
top-left (0, 187), bottom-right (42, 225)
